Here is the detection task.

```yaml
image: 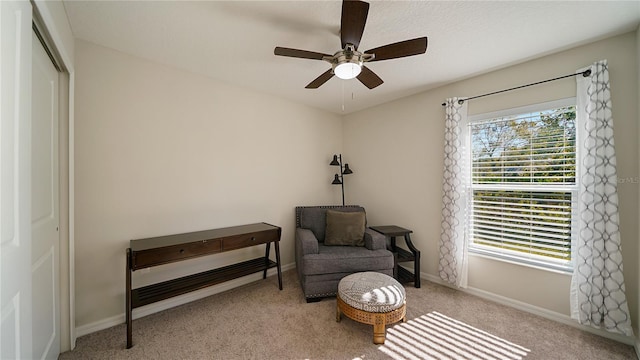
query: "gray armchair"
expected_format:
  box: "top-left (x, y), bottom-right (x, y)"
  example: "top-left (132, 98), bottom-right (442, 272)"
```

top-left (295, 205), bottom-right (394, 302)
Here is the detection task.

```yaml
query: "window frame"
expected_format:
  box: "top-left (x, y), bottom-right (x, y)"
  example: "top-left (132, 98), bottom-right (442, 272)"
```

top-left (463, 98), bottom-right (578, 273)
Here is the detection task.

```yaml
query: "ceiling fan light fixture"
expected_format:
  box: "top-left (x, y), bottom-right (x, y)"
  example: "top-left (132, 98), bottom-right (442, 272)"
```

top-left (334, 61), bottom-right (362, 80)
top-left (274, 0), bottom-right (428, 89)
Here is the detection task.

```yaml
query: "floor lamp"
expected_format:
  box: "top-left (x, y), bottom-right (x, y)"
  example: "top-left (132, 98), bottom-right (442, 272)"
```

top-left (330, 154), bottom-right (353, 206)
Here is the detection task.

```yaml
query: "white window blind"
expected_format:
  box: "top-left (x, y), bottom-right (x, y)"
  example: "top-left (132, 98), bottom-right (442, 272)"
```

top-left (468, 102), bottom-right (577, 270)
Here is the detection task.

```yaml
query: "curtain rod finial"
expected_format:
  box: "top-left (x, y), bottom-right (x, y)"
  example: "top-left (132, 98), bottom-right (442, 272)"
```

top-left (582, 69), bottom-right (592, 77)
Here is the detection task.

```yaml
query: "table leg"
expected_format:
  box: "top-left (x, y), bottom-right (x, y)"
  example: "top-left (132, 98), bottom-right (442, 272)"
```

top-left (392, 252), bottom-right (398, 279)
top-left (373, 314), bottom-right (386, 344)
top-left (126, 248), bottom-right (132, 349)
top-left (404, 234), bottom-right (421, 288)
top-left (263, 242), bottom-right (271, 280)
top-left (390, 236), bottom-right (399, 280)
top-left (274, 240), bottom-right (283, 290)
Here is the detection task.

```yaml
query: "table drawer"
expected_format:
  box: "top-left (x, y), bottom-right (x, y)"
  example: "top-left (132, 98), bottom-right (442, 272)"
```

top-left (132, 239), bottom-right (222, 270)
top-left (222, 229), bottom-right (278, 251)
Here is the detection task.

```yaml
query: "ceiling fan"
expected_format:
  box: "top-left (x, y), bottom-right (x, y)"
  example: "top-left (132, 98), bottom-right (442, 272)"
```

top-left (274, 0), bottom-right (428, 90)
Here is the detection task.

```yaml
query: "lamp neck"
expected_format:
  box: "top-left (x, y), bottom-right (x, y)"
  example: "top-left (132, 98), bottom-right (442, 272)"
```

top-left (339, 154), bottom-right (345, 206)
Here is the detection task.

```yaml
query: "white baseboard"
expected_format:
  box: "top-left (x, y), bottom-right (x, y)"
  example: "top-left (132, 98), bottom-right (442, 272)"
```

top-left (422, 273), bottom-right (635, 346)
top-left (76, 262), bottom-right (295, 338)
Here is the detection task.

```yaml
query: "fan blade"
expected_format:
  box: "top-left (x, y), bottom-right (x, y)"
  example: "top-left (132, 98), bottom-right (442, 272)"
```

top-left (341, 0), bottom-right (369, 50)
top-left (365, 37), bottom-right (428, 62)
top-left (357, 66), bottom-right (383, 89)
top-left (274, 47), bottom-right (330, 60)
top-left (306, 69), bottom-right (334, 89)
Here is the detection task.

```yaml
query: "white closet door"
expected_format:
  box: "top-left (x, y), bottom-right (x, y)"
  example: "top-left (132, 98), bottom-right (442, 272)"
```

top-left (31, 28), bottom-right (60, 360)
top-left (1, 1), bottom-right (34, 358)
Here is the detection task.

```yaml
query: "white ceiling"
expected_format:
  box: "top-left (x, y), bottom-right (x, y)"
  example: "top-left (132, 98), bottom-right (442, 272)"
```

top-left (62, 1), bottom-right (640, 115)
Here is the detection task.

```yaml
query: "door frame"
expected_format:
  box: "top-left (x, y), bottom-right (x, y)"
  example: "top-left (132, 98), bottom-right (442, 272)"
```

top-left (31, 1), bottom-right (76, 350)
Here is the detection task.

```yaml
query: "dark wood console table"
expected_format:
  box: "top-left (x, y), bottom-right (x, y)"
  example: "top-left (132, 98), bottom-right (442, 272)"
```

top-left (370, 225), bottom-right (420, 288)
top-left (125, 222), bottom-right (282, 349)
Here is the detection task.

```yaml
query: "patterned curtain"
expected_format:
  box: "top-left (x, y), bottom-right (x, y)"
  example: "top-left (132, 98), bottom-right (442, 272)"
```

top-left (570, 60), bottom-right (633, 336)
top-left (438, 98), bottom-right (469, 288)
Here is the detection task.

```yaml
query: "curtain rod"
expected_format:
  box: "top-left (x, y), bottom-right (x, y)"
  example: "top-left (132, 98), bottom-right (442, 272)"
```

top-left (441, 69), bottom-right (592, 106)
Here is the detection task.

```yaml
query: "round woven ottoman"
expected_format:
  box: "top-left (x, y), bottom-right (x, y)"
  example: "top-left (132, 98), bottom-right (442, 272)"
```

top-left (336, 272), bottom-right (406, 344)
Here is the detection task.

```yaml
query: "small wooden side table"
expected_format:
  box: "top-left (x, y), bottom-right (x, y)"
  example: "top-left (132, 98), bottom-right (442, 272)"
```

top-left (370, 225), bottom-right (420, 288)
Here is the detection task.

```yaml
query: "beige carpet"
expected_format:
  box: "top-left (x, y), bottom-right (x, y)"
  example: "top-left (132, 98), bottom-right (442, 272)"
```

top-left (60, 270), bottom-right (636, 360)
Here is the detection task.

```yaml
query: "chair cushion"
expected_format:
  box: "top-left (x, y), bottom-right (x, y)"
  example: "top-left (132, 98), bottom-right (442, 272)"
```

top-left (338, 272), bottom-right (405, 313)
top-left (324, 210), bottom-right (365, 246)
top-left (303, 245), bottom-right (394, 275)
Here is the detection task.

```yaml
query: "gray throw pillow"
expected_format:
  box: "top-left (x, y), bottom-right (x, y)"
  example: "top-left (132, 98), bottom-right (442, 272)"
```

top-left (324, 210), bottom-right (365, 246)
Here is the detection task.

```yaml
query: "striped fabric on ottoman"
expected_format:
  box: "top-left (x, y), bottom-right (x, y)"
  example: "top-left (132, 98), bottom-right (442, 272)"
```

top-left (336, 272), bottom-right (406, 344)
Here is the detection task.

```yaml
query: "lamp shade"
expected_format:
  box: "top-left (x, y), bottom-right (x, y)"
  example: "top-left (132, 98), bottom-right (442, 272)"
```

top-left (343, 163), bottom-right (353, 174)
top-left (332, 174), bottom-right (342, 185)
top-left (330, 155), bottom-right (340, 166)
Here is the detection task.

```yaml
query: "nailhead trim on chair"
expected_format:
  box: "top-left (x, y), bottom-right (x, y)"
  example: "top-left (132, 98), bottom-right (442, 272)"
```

top-left (306, 291), bottom-right (336, 299)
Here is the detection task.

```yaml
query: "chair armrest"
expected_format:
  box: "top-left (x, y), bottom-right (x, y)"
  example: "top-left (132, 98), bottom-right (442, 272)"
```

top-left (295, 228), bottom-right (319, 255)
top-left (364, 228), bottom-right (387, 250)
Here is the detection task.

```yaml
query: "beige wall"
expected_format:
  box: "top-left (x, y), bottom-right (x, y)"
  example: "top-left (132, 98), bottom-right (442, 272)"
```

top-left (343, 31), bottom-right (639, 333)
top-left (74, 40), bottom-right (343, 327)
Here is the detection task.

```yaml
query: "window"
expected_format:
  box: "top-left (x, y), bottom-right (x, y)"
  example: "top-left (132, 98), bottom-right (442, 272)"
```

top-left (465, 99), bottom-right (577, 271)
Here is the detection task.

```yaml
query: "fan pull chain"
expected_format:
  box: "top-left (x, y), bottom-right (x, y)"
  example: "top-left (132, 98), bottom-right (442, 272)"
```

top-left (341, 81), bottom-right (345, 112)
